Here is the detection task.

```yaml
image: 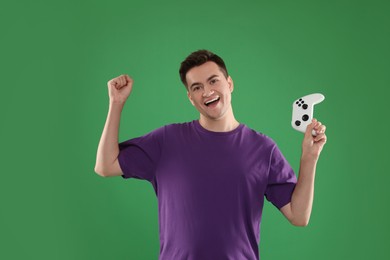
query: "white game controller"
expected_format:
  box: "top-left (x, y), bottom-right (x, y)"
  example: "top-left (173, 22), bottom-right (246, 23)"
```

top-left (292, 93), bottom-right (325, 136)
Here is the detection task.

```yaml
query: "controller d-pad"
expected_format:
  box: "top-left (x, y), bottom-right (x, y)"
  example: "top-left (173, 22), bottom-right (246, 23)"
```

top-left (302, 114), bottom-right (309, 121)
top-left (295, 120), bottom-right (301, 126)
top-left (296, 99), bottom-right (306, 108)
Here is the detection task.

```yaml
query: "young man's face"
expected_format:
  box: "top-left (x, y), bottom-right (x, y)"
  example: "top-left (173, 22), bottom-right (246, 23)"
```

top-left (186, 61), bottom-right (234, 121)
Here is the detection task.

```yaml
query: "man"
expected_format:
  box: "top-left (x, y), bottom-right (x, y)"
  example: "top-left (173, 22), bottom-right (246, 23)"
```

top-left (94, 50), bottom-right (327, 259)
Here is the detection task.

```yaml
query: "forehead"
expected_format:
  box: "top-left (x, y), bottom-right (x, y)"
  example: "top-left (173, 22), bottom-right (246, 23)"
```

top-left (185, 61), bottom-right (223, 85)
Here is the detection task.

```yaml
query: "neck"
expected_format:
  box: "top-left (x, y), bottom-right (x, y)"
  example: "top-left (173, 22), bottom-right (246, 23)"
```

top-left (199, 113), bottom-right (240, 132)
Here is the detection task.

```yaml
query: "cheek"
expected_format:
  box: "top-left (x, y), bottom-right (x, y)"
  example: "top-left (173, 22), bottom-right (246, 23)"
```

top-left (187, 94), bottom-right (194, 105)
top-left (189, 95), bottom-right (201, 106)
top-left (222, 89), bottom-right (231, 100)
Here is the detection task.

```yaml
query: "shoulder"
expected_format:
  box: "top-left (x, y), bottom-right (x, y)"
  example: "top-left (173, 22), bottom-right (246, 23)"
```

top-left (131, 121), bottom-right (194, 138)
top-left (163, 121), bottom-right (193, 130)
top-left (146, 121), bottom-right (192, 133)
top-left (241, 124), bottom-right (277, 148)
top-left (162, 121), bottom-right (196, 134)
top-left (143, 121), bottom-right (194, 141)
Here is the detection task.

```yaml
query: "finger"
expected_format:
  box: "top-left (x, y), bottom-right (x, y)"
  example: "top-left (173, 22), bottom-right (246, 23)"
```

top-left (119, 75), bottom-right (126, 88)
top-left (125, 74), bottom-right (133, 84)
top-left (313, 125), bottom-right (326, 135)
top-left (305, 118), bottom-right (318, 136)
top-left (311, 119), bottom-right (320, 130)
top-left (114, 78), bottom-right (121, 89)
top-left (305, 120), bottom-right (315, 138)
top-left (125, 76), bottom-right (133, 87)
top-left (108, 79), bottom-right (117, 88)
top-left (319, 125), bottom-right (326, 133)
top-left (313, 120), bottom-right (321, 129)
top-left (314, 133), bottom-right (327, 143)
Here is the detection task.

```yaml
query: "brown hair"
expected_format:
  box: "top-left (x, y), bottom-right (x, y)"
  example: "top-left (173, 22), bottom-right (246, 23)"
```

top-left (179, 50), bottom-right (229, 89)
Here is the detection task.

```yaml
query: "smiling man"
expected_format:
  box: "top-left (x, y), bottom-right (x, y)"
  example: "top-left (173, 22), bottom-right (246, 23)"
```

top-left (185, 60), bottom-right (238, 132)
top-left (94, 50), bottom-right (327, 260)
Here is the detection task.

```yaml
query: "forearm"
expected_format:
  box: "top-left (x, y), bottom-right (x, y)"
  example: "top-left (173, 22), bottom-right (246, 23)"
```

top-left (94, 102), bottom-right (124, 172)
top-left (290, 156), bottom-right (317, 226)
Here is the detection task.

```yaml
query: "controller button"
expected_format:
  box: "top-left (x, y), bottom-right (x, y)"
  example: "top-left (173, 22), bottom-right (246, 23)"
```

top-left (302, 114), bottom-right (309, 121)
top-left (295, 120), bottom-right (301, 126)
top-left (299, 98), bottom-right (302, 101)
top-left (298, 104), bottom-right (301, 107)
top-left (302, 104), bottom-right (308, 109)
top-left (296, 101), bottom-right (299, 104)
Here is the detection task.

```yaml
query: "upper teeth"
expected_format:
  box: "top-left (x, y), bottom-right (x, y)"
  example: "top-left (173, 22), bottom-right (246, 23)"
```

top-left (205, 97), bottom-right (219, 105)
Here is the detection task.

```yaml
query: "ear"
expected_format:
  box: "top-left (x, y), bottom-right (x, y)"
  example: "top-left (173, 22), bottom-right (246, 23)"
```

top-left (187, 91), bottom-right (195, 106)
top-left (227, 76), bottom-right (234, 93)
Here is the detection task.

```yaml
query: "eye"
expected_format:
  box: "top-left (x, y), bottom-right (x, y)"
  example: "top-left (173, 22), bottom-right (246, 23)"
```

top-left (210, 78), bottom-right (218, 84)
top-left (192, 86), bottom-right (200, 91)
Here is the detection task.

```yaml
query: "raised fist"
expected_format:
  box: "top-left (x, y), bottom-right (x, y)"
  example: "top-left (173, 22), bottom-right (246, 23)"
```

top-left (107, 74), bottom-right (133, 104)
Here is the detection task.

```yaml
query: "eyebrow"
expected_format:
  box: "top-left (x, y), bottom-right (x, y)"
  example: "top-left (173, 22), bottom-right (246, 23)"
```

top-left (189, 75), bottom-right (219, 90)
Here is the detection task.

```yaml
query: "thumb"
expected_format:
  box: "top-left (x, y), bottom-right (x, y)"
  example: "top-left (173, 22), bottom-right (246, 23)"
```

top-left (305, 118), bottom-right (317, 138)
top-left (124, 74), bottom-right (133, 85)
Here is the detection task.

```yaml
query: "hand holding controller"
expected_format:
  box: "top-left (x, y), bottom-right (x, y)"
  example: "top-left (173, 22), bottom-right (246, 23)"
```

top-left (292, 93), bottom-right (325, 136)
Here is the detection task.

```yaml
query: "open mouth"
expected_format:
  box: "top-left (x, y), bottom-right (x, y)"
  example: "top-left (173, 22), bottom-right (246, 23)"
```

top-left (204, 97), bottom-right (220, 106)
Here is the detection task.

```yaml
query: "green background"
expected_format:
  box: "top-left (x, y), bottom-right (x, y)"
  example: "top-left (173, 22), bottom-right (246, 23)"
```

top-left (1, 0), bottom-right (389, 259)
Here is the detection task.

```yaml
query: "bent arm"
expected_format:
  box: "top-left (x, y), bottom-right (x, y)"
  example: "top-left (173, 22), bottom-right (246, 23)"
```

top-left (280, 119), bottom-right (327, 226)
top-left (94, 102), bottom-right (124, 177)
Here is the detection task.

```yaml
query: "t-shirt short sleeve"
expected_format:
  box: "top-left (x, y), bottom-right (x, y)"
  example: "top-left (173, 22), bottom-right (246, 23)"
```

top-left (118, 127), bottom-right (164, 182)
top-left (265, 145), bottom-right (297, 210)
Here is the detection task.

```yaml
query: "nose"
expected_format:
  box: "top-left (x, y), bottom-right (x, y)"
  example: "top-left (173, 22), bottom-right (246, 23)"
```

top-left (202, 85), bottom-right (215, 98)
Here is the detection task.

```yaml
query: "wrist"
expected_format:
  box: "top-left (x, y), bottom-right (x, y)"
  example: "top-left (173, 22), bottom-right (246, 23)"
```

top-left (108, 102), bottom-right (125, 116)
top-left (300, 153), bottom-right (319, 164)
top-left (299, 155), bottom-right (318, 178)
top-left (109, 100), bottom-right (125, 109)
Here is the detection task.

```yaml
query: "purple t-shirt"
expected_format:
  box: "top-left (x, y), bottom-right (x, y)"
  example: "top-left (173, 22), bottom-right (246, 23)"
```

top-left (118, 120), bottom-right (296, 260)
